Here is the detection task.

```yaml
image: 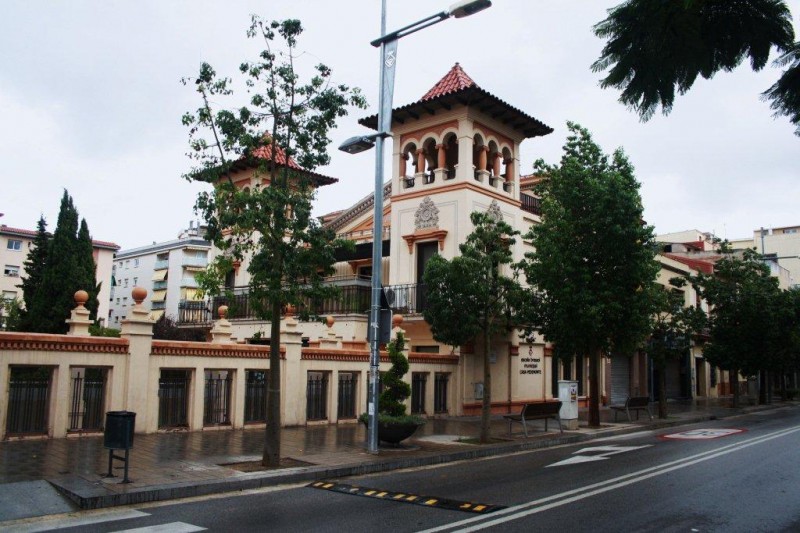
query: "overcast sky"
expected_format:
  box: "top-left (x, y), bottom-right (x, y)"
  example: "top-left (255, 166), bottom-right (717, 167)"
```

top-left (2, 1), bottom-right (798, 250)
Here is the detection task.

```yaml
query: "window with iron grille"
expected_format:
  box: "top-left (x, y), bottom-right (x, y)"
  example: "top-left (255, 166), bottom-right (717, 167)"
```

top-left (306, 372), bottom-right (329, 421)
top-left (204, 370), bottom-right (232, 425)
top-left (337, 372), bottom-right (358, 419)
top-left (411, 373), bottom-right (427, 414)
top-left (434, 373), bottom-right (449, 414)
top-left (69, 367), bottom-right (107, 432)
top-left (244, 370), bottom-right (268, 423)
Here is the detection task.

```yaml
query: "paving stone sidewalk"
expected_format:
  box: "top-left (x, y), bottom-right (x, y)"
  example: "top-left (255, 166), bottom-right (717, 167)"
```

top-left (0, 398), bottom-right (774, 522)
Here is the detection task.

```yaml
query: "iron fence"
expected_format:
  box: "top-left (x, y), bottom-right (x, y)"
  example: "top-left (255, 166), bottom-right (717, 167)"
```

top-left (69, 368), bottom-right (106, 432)
top-left (411, 373), bottom-right (427, 414)
top-left (306, 372), bottom-right (329, 421)
top-left (244, 370), bottom-right (268, 423)
top-left (204, 371), bottom-right (232, 425)
top-left (434, 373), bottom-right (449, 414)
top-left (520, 193), bottom-right (542, 216)
top-left (337, 373), bottom-right (357, 419)
top-left (158, 370), bottom-right (190, 428)
top-left (6, 367), bottom-right (51, 435)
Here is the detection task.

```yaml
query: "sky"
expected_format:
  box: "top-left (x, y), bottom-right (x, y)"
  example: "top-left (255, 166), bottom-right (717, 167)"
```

top-left (2, 1), bottom-right (798, 250)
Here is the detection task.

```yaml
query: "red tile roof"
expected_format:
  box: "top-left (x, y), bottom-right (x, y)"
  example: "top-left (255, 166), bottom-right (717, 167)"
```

top-left (664, 253), bottom-right (715, 274)
top-left (420, 63), bottom-right (478, 101)
top-left (1, 224), bottom-right (119, 250)
top-left (230, 141), bottom-right (337, 187)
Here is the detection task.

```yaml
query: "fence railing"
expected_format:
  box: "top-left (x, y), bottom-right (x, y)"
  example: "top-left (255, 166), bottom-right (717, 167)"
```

top-left (158, 370), bottom-right (190, 428)
top-left (204, 372), bottom-right (232, 425)
top-left (337, 372), bottom-right (357, 419)
top-left (244, 370), bottom-right (268, 423)
top-left (6, 368), bottom-right (51, 435)
top-left (434, 373), bottom-right (449, 414)
top-left (411, 373), bottom-right (427, 414)
top-left (306, 372), bottom-right (328, 421)
top-left (69, 369), bottom-right (106, 432)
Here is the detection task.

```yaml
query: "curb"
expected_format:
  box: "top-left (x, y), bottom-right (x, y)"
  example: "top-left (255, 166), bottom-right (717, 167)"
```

top-left (50, 413), bottom-right (716, 510)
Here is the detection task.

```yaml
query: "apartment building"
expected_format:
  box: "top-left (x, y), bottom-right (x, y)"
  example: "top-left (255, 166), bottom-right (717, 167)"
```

top-left (1, 222), bottom-right (118, 324)
top-left (109, 223), bottom-right (210, 326)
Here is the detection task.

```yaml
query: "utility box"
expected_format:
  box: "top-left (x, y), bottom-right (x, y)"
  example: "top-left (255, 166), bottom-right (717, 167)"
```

top-left (558, 380), bottom-right (579, 430)
top-left (104, 411), bottom-right (136, 450)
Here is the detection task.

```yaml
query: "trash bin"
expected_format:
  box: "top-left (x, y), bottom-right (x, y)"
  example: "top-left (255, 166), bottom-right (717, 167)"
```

top-left (104, 411), bottom-right (136, 450)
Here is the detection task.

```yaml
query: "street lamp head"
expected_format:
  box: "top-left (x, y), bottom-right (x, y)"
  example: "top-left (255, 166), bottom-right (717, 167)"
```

top-left (448, 0), bottom-right (492, 18)
top-left (339, 135), bottom-right (376, 154)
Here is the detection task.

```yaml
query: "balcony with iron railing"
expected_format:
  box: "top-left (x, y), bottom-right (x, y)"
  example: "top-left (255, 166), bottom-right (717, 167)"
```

top-left (177, 278), bottom-right (429, 325)
top-left (180, 277), bottom-right (200, 288)
top-left (520, 193), bottom-right (542, 216)
top-left (154, 259), bottom-right (170, 270)
top-left (152, 280), bottom-right (168, 290)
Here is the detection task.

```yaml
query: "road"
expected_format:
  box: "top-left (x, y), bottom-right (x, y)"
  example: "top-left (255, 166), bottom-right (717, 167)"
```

top-left (6, 406), bottom-right (800, 532)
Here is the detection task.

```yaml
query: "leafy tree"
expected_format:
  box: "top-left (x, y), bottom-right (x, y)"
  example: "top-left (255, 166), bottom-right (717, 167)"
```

top-left (424, 209), bottom-right (523, 443)
top-left (152, 314), bottom-right (206, 342)
top-left (592, 0), bottom-right (799, 133)
top-left (520, 123), bottom-right (659, 427)
top-left (17, 216), bottom-right (49, 331)
top-left (28, 191), bottom-right (100, 334)
top-left (182, 17), bottom-right (365, 466)
top-left (1, 298), bottom-right (24, 331)
top-left (769, 288), bottom-right (800, 398)
top-left (648, 277), bottom-right (706, 418)
top-left (689, 246), bottom-right (780, 407)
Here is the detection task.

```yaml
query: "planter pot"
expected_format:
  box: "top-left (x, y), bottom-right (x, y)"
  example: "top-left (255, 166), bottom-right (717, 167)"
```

top-left (378, 420), bottom-right (423, 444)
top-left (360, 417), bottom-right (424, 444)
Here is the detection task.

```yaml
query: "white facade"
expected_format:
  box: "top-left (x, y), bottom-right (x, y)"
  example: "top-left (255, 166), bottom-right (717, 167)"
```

top-left (109, 225), bottom-right (210, 326)
top-left (731, 225), bottom-right (800, 288)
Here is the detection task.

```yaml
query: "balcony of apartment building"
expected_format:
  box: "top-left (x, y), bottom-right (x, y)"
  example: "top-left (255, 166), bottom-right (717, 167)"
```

top-left (519, 193), bottom-right (541, 216)
top-left (182, 255), bottom-right (208, 269)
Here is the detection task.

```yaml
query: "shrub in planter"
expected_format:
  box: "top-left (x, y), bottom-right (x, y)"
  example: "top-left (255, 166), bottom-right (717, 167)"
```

top-left (359, 331), bottom-right (424, 442)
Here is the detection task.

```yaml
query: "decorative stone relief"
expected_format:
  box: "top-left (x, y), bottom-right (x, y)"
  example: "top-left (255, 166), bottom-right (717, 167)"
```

top-left (414, 196), bottom-right (439, 229)
top-left (486, 199), bottom-right (503, 222)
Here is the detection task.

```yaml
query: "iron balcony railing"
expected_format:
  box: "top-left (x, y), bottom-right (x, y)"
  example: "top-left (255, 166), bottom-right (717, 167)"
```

top-left (177, 279), bottom-right (430, 325)
top-left (520, 193), bottom-right (542, 216)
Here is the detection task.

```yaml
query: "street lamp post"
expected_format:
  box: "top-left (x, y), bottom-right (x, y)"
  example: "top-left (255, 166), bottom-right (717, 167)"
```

top-left (339, 0), bottom-right (491, 454)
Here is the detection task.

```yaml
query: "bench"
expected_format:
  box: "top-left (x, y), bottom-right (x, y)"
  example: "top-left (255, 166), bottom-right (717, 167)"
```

top-left (609, 396), bottom-right (653, 422)
top-left (503, 401), bottom-right (563, 437)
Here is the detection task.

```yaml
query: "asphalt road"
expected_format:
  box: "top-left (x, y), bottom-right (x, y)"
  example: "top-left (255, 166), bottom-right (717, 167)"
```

top-left (7, 406), bottom-right (800, 533)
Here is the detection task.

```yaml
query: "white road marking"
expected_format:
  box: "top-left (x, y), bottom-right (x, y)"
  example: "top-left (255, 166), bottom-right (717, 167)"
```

top-left (546, 445), bottom-right (651, 466)
top-left (113, 523), bottom-right (206, 532)
top-left (593, 430), bottom-right (655, 442)
top-left (1, 510), bottom-right (150, 532)
top-left (662, 428), bottom-right (743, 440)
top-left (419, 424), bottom-right (800, 533)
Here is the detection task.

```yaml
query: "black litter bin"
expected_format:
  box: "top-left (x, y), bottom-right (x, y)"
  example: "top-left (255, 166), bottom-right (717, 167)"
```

top-left (104, 411), bottom-right (136, 450)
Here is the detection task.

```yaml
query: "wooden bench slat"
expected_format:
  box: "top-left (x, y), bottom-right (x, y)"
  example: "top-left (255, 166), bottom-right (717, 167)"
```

top-left (503, 401), bottom-right (563, 437)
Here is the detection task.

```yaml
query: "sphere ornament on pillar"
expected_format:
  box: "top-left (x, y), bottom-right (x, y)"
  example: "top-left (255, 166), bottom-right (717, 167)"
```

top-left (326, 315), bottom-right (335, 328)
top-left (73, 290), bottom-right (89, 307)
top-left (131, 287), bottom-right (147, 305)
top-left (392, 314), bottom-right (403, 328)
top-left (218, 305), bottom-right (229, 319)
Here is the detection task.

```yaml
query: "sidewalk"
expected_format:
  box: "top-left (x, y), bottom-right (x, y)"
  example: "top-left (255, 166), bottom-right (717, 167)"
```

top-left (0, 398), bottom-right (780, 522)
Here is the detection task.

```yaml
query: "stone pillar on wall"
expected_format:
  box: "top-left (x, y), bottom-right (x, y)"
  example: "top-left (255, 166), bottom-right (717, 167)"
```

top-left (120, 286), bottom-right (156, 432)
top-left (66, 290), bottom-right (92, 336)
top-left (281, 306), bottom-right (304, 426)
top-left (318, 315), bottom-right (343, 350)
top-left (210, 305), bottom-right (234, 344)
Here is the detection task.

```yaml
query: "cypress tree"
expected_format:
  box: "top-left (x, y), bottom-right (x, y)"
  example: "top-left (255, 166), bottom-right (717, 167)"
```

top-left (30, 191), bottom-right (83, 333)
top-left (17, 216), bottom-right (49, 331)
top-left (77, 218), bottom-right (100, 321)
